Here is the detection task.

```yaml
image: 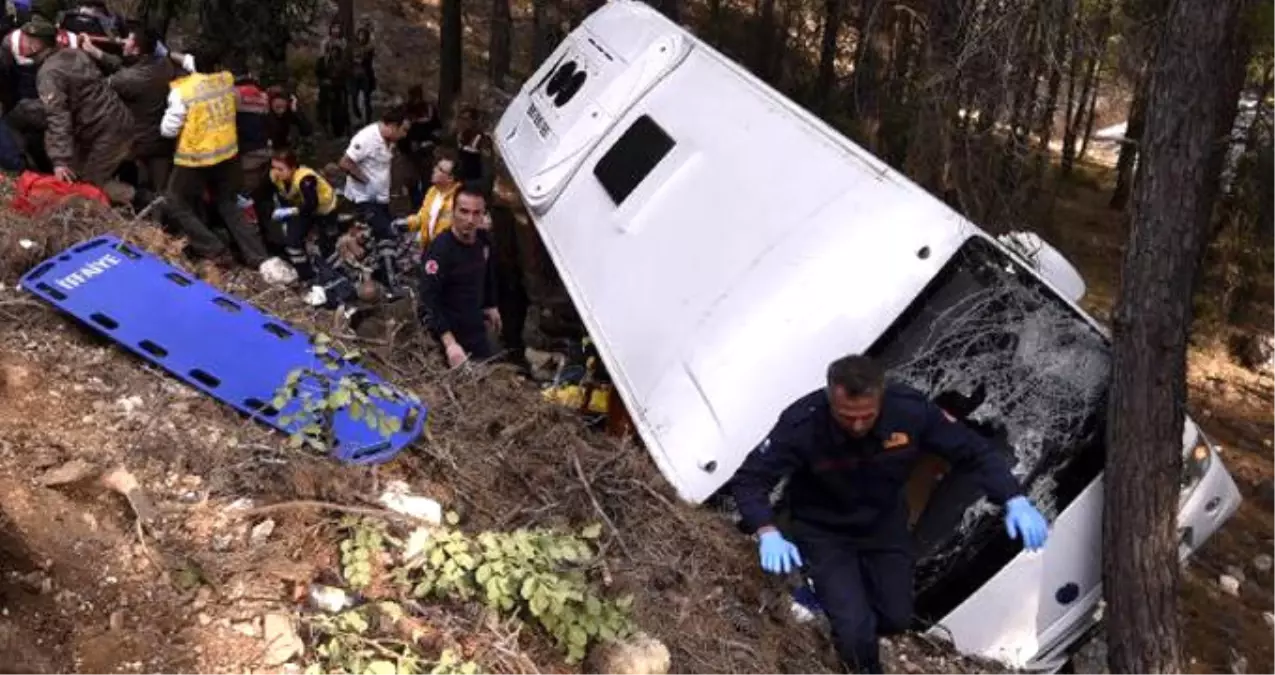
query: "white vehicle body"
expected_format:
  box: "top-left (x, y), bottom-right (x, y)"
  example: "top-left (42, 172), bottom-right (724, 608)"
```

top-left (493, 1), bottom-right (1242, 670)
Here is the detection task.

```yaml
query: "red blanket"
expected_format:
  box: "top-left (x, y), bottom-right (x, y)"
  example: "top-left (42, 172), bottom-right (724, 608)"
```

top-left (8, 171), bottom-right (111, 216)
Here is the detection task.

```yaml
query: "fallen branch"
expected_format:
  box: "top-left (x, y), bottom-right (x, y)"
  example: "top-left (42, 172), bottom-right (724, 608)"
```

top-left (240, 498), bottom-right (424, 524)
top-left (569, 438), bottom-right (632, 560)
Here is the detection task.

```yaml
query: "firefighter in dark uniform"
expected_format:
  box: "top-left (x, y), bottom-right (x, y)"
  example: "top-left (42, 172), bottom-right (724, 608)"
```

top-left (730, 354), bottom-right (1050, 674)
top-left (417, 182), bottom-right (500, 368)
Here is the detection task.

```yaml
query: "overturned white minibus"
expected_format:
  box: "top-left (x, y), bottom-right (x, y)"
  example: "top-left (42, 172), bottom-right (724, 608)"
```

top-left (493, 1), bottom-right (1242, 670)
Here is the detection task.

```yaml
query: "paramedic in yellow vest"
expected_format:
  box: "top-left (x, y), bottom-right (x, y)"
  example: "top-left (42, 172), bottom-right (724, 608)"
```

top-left (268, 147), bottom-right (339, 282)
top-left (159, 42), bottom-right (272, 275)
top-left (393, 152), bottom-right (459, 248)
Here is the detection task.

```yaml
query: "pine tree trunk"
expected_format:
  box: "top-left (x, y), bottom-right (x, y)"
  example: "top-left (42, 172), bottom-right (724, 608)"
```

top-left (815, 0), bottom-right (847, 112)
top-left (1103, 0), bottom-right (1248, 672)
top-left (532, 0), bottom-right (556, 65)
top-left (1076, 79), bottom-right (1101, 161)
top-left (439, 0), bottom-right (464, 122)
top-left (489, 0), bottom-right (512, 88)
top-left (1110, 74), bottom-right (1148, 209)
top-left (1035, 0), bottom-right (1073, 181)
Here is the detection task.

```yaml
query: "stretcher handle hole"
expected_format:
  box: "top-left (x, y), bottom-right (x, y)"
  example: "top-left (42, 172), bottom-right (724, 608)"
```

top-left (26, 262), bottom-right (55, 281)
top-left (73, 238), bottom-right (110, 254)
top-left (35, 282), bottom-right (66, 300)
top-left (213, 297), bottom-right (242, 312)
top-left (189, 369), bottom-right (221, 388)
top-left (58, 255), bottom-right (71, 262)
top-left (138, 340), bottom-right (168, 358)
top-left (243, 397), bottom-right (280, 417)
top-left (349, 440), bottom-right (391, 461)
top-left (115, 243), bottom-right (143, 260)
top-left (90, 312), bottom-right (119, 330)
top-left (263, 323), bottom-right (293, 339)
top-left (165, 272), bottom-right (194, 287)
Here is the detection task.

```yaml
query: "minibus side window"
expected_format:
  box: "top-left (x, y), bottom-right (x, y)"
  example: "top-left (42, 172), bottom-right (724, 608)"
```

top-left (593, 115), bottom-right (675, 206)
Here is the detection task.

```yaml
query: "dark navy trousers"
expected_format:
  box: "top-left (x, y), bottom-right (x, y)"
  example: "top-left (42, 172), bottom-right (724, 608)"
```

top-left (793, 526), bottom-right (915, 674)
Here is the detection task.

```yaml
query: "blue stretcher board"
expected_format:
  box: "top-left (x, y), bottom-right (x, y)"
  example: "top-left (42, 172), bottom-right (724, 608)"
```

top-left (19, 235), bottom-right (426, 464)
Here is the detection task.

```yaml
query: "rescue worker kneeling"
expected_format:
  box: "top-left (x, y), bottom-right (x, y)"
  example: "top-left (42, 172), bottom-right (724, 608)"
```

top-left (268, 148), bottom-right (339, 283)
top-left (730, 355), bottom-right (1050, 674)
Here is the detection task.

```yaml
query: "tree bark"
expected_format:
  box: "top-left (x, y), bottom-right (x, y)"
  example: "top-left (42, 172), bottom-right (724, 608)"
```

top-left (489, 0), bottom-right (512, 88)
top-left (439, 0), bottom-right (464, 122)
top-left (1103, 0), bottom-right (1248, 673)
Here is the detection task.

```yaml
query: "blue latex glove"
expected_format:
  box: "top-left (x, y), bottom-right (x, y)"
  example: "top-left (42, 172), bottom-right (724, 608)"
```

top-left (272, 206), bottom-right (299, 221)
top-left (758, 530), bottom-right (803, 574)
top-left (1005, 496), bottom-right (1049, 551)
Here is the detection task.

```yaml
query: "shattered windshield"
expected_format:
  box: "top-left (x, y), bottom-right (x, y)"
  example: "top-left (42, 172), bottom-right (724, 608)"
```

top-left (866, 236), bottom-right (1111, 622)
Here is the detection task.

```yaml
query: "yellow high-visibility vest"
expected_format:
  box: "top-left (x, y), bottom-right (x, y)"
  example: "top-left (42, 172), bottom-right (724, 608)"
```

top-left (273, 166), bottom-right (337, 215)
top-left (172, 72), bottom-right (237, 168)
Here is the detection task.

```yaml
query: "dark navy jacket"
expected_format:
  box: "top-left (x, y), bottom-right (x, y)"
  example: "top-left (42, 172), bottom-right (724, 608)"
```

top-left (730, 383), bottom-right (1023, 539)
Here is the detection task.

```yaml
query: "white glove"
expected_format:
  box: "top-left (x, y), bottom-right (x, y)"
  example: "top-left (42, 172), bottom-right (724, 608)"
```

top-left (259, 258), bottom-right (298, 285)
top-left (391, 217), bottom-right (409, 233)
top-left (304, 286), bottom-right (328, 307)
top-left (272, 207), bottom-right (299, 221)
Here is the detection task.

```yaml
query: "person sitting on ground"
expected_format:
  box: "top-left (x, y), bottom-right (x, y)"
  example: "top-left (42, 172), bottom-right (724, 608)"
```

top-left (21, 15), bottom-right (133, 186)
top-left (417, 182), bottom-right (501, 368)
top-left (268, 147), bottom-right (340, 284)
top-left (394, 149), bottom-right (459, 247)
top-left (160, 41), bottom-right (274, 276)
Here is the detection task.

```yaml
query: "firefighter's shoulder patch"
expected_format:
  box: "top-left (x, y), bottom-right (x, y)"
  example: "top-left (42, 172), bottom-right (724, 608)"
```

top-left (424, 259), bottom-right (439, 275)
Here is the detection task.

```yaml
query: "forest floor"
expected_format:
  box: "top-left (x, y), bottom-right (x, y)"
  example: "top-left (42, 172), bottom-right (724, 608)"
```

top-left (0, 0), bottom-right (1270, 673)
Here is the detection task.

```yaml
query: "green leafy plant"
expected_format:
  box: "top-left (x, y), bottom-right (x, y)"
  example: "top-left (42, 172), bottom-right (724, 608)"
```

top-left (400, 523), bottom-right (634, 664)
top-left (304, 595), bottom-right (486, 674)
top-left (342, 517), bottom-right (388, 590)
top-left (269, 333), bottom-right (420, 453)
top-left (305, 605), bottom-right (425, 674)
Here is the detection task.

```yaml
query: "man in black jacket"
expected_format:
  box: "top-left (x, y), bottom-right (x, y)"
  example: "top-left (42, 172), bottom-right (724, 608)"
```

top-left (417, 182), bottom-right (500, 368)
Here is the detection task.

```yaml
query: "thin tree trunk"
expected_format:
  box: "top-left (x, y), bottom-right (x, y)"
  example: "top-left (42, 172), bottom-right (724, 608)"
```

top-left (337, 0), bottom-right (354, 59)
top-left (439, 0), bottom-right (464, 122)
top-left (815, 0), bottom-right (847, 112)
top-left (1110, 73), bottom-right (1148, 210)
top-left (1036, 0), bottom-right (1073, 181)
top-left (489, 0), bottom-right (513, 88)
top-left (1063, 52), bottom-right (1102, 173)
top-left (1076, 79), bottom-right (1101, 161)
top-left (1103, 0), bottom-right (1247, 672)
top-left (753, 0), bottom-right (778, 82)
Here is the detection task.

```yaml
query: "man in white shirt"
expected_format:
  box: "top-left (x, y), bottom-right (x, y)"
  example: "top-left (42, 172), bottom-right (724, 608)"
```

top-left (338, 105), bottom-right (410, 292)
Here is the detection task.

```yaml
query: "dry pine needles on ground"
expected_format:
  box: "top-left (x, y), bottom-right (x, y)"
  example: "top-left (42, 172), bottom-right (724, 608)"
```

top-left (0, 204), bottom-right (1004, 674)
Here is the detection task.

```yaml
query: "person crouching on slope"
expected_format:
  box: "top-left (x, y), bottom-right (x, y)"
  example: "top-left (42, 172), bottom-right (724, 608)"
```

top-left (268, 147), bottom-right (339, 284)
